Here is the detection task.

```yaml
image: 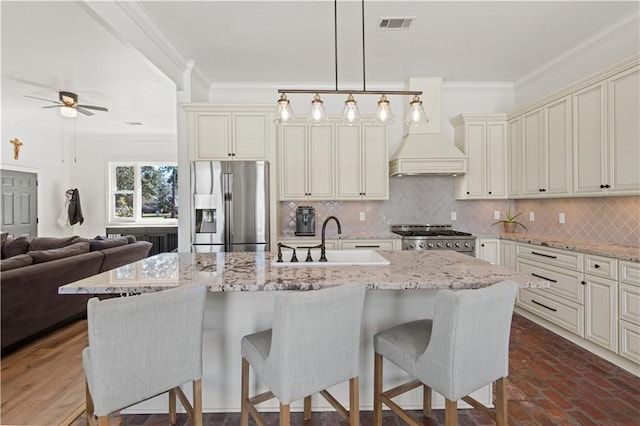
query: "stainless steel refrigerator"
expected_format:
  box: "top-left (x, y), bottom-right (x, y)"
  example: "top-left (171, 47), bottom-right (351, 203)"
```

top-left (191, 161), bottom-right (269, 252)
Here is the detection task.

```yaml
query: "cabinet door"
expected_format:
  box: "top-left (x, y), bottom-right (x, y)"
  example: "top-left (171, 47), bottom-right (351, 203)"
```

top-left (477, 238), bottom-right (500, 265)
top-left (486, 122), bottom-right (507, 197)
top-left (279, 125), bottom-right (308, 199)
top-left (544, 96), bottom-right (572, 196)
top-left (573, 82), bottom-right (608, 195)
top-left (500, 240), bottom-right (516, 270)
top-left (308, 125), bottom-right (334, 200)
top-left (361, 125), bottom-right (388, 199)
top-left (584, 275), bottom-right (618, 352)
top-left (233, 113), bottom-right (268, 160)
top-left (335, 126), bottom-right (362, 199)
top-left (465, 122), bottom-right (487, 198)
top-left (507, 118), bottom-right (521, 197)
top-left (195, 114), bottom-right (231, 159)
top-left (608, 66), bottom-right (640, 195)
top-left (521, 109), bottom-right (545, 196)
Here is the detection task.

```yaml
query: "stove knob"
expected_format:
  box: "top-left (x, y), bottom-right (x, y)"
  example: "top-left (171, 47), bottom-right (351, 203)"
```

top-left (410, 242), bottom-right (416, 249)
top-left (436, 242), bottom-right (443, 248)
top-left (418, 242), bottom-right (425, 248)
top-left (455, 242), bottom-right (460, 248)
top-left (428, 243), bottom-right (434, 248)
top-left (445, 242), bottom-right (452, 248)
top-left (464, 242), bottom-right (470, 248)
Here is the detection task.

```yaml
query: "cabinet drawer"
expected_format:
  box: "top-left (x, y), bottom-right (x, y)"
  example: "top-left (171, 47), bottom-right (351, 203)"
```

top-left (619, 261), bottom-right (640, 286)
top-left (517, 258), bottom-right (584, 304)
top-left (518, 288), bottom-right (584, 336)
top-left (585, 254), bottom-right (617, 280)
top-left (516, 243), bottom-right (583, 271)
top-left (619, 320), bottom-right (640, 364)
top-left (339, 239), bottom-right (397, 251)
top-left (620, 282), bottom-right (640, 326)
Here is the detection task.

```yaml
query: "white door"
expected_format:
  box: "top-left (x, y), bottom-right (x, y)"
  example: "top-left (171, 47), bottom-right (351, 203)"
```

top-left (1, 170), bottom-right (38, 238)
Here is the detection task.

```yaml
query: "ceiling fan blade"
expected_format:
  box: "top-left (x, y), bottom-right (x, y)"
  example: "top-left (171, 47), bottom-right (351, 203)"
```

top-left (77, 104), bottom-right (109, 112)
top-left (76, 107), bottom-right (95, 116)
top-left (24, 95), bottom-right (61, 104)
top-left (42, 105), bottom-right (64, 109)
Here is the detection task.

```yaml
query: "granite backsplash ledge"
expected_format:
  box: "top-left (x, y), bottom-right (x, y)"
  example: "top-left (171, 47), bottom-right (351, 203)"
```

top-left (279, 176), bottom-right (640, 248)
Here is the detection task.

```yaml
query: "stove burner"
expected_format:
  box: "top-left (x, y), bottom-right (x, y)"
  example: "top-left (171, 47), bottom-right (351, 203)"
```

top-left (391, 224), bottom-right (476, 254)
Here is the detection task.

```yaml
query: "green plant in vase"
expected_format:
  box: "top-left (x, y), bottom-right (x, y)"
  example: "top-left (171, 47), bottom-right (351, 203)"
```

top-left (492, 206), bottom-right (527, 233)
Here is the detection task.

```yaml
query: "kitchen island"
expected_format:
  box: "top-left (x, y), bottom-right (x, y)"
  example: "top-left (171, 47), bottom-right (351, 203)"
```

top-left (60, 250), bottom-right (547, 414)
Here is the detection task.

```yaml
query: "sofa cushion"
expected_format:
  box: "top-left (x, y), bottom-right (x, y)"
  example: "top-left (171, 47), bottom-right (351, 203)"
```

top-left (28, 241), bottom-right (90, 264)
top-left (0, 254), bottom-right (33, 271)
top-left (28, 235), bottom-right (87, 252)
top-left (3, 236), bottom-right (31, 259)
top-left (89, 237), bottom-right (129, 251)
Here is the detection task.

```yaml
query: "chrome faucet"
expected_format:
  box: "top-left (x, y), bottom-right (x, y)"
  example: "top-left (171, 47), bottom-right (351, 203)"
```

top-left (319, 216), bottom-right (342, 262)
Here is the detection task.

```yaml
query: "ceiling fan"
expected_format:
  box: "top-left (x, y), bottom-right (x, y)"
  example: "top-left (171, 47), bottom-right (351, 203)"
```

top-left (24, 91), bottom-right (108, 116)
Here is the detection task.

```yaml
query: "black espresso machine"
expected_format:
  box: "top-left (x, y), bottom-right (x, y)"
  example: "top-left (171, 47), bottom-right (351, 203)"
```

top-left (295, 206), bottom-right (315, 236)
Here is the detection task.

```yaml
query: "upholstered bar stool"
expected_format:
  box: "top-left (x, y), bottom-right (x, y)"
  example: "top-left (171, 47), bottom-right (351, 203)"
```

top-left (241, 283), bottom-right (366, 426)
top-left (82, 285), bottom-right (207, 426)
top-left (373, 280), bottom-right (519, 426)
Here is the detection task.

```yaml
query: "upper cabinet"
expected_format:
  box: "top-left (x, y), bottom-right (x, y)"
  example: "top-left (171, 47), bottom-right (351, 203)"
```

top-left (336, 123), bottom-right (388, 200)
top-left (573, 66), bottom-right (640, 196)
top-left (452, 114), bottom-right (507, 199)
top-left (279, 124), bottom-right (334, 200)
top-left (184, 105), bottom-right (274, 161)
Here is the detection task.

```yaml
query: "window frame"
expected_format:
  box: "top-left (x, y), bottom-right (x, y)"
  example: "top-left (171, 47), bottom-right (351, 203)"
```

top-left (108, 162), bottom-right (178, 225)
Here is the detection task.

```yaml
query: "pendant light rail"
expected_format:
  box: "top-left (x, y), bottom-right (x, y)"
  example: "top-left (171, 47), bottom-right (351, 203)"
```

top-left (277, 89), bottom-right (422, 96)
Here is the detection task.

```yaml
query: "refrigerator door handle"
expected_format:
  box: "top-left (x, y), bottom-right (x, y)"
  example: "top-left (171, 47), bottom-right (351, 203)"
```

top-left (224, 172), bottom-right (233, 250)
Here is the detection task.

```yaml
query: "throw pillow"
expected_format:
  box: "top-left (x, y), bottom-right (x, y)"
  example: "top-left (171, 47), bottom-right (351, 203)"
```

top-left (0, 253), bottom-right (33, 271)
top-left (0, 232), bottom-right (8, 259)
top-left (28, 241), bottom-right (90, 264)
top-left (28, 235), bottom-right (88, 251)
top-left (124, 235), bottom-right (137, 243)
top-left (89, 237), bottom-right (129, 251)
top-left (3, 236), bottom-right (31, 259)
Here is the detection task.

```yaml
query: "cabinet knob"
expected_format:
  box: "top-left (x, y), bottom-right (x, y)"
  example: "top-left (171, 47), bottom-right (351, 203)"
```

top-left (228, 153), bottom-right (232, 156)
top-left (605, 184), bottom-right (610, 188)
top-left (466, 191), bottom-right (470, 195)
top-left (594, 264), bottom-right (601, 269)
top-left (581, 281), bottom-right (586, 285)
top-left (481, 244), bottom-right (485, 247)
top-left (488, 191), bottom-right (492, 195)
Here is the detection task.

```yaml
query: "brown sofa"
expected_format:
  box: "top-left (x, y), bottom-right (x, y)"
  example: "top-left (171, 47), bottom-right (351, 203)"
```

top-left (1, 235), bottom-right (152, 353)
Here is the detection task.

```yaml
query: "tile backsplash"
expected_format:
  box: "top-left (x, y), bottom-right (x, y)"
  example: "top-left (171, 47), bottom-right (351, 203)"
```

top-left (279, 176), bottom-right (640, 248)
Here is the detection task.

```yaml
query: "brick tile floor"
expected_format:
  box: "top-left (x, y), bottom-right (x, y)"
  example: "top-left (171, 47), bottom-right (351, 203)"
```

top-left (85, 314), bottom-right (640, 425)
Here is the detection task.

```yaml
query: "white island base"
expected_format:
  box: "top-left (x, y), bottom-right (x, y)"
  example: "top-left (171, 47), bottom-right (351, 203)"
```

top-left (125, 289), bottom-right (492, 414)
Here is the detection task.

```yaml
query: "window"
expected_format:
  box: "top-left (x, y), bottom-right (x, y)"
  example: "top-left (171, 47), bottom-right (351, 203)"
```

top-left (109, 163), bottom-right (178, 223)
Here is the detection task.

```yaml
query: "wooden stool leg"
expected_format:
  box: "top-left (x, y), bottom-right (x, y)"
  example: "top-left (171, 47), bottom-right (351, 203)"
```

top-left (85, 380), bottom-right (95, 425)
top-left (445, 399), bottom-right (458, 426)
top-left (241, 358), bottom-right (250, 426)
top-left (495, 377), bottom-right (508, 425)
top-left (304, 396), bottom-right (312, 420)
top-left (373, 352), bottom-right (383, 426)
top-left (350, 377), bottom-right (360, 426)
top-left (280, 403), bottom-right (291, 426)
top-left (168, 388), bottom-right (177, 425)
top-left (193, 379), bottom-right (203, 426)
top-left (97, 416), bottom-right (109, 426)
top-left (423, 385), bottom-right (432, 416)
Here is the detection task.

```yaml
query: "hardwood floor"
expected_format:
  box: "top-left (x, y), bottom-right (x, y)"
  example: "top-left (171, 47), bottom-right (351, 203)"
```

top-left (2, 315), bottom-right (639, 425)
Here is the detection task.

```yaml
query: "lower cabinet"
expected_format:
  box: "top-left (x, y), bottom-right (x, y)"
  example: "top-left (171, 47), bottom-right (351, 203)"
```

top-left (584, 275), bottom-right (618, 352)
top-left (500, 239), bottom-right (516, 269)
top-left (476, 238), bottom-right (500, 264)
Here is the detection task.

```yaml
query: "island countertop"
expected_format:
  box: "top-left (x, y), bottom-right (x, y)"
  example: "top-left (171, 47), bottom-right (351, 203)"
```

top-left (59, 250), bottom-right (548, 294)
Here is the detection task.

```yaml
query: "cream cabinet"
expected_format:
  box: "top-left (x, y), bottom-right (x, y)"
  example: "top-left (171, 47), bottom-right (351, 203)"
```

top-left (278, 124), bottom-right (334, 200)
top-left (186, 108), bottom-right (271, 161)
top-left (507, 119), bottom-right (521, 197)
top-left (573, 66), bottom-right (640, 196)
top-left (584, 274), bottom-right (618, 352)
top-left (520, 97), bottom-right (572, 197)
top-left (335, 124), bottom-right (388, 200)
top-left (476, 237), bottom-right (500, 265)
top-left (619, 261), bottom-right (640, 363)
top-left (452, 114), bottom-right (507, 199)
top-left (500, 239), bottom-right (517, 270)
top-left (338, 239), bottom-right (400, 251)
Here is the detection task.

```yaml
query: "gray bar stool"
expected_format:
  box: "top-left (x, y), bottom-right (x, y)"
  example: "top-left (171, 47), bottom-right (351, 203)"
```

top-left (241, 283), bottom-right (366, 426)
top-left (82, 285), bottom-right (207, 426)
top-left (373, 280), bottom-right (519, 425)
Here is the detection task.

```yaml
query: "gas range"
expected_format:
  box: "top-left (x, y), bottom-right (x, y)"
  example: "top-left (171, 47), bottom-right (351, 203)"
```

top-left (391, 224), bottom-right (476, 254)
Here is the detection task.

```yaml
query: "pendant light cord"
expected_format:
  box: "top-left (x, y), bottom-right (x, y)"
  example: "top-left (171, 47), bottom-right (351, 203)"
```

top-left (334, 0), bottom-right (338, 91)
top-left (361, 0), bottom-right (366, 92)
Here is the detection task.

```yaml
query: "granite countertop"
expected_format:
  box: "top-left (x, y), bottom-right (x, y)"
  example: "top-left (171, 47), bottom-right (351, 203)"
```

top-left (498, 233), bottom-right (640, 263)
top-left (59, 250), bottom-right (547, 295)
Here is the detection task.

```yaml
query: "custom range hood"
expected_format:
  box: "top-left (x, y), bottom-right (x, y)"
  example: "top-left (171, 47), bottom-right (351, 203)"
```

top-left (389, 78), bottom-right (467, 176)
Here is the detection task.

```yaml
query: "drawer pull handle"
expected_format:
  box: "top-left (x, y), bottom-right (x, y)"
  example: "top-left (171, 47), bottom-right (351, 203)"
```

top-left (531, 251), bottom-right (557, 259)
top-left (581, 281), bottom-right (586, 285)
top-left (354, 245), bottom-right (380, 248)
top-left (532, 299), bottom-right (558, 312)
top-left (594, 264), bottom-right (601, 269)
top-left (531, 273), bottom-right (557, 283)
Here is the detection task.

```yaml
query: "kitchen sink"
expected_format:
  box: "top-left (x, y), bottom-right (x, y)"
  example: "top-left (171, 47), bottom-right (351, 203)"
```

top-left (272, 249), bottom-right (390, 266)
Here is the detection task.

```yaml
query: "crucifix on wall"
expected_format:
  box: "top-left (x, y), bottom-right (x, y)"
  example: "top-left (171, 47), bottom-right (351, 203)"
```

top-left (10, 138), bottom-right (23, 160)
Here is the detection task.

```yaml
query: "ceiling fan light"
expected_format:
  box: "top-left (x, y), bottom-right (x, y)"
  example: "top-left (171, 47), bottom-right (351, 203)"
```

top-left (274, 93), bottom-right (294, 125)
top-left (404, 95), bottom-right (429, 126)
top-left (374, 94), bottom-right (393, 125)
top-left (340, 94), bottom-right (361, 125)
top-left (308, 94), bottom-right (328, 124)
top-left (60, 106), bottom-right (77, 118)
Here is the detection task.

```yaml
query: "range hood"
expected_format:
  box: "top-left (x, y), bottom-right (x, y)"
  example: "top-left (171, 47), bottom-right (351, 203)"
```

top-left (389, 78), bottom-right (467, 176)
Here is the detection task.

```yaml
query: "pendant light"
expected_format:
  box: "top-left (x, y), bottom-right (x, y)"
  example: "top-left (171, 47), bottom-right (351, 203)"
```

top-left (308, 93), bottom-right (328, 124)
top-left (404, 95), bottom-right (429, 126)
top-left (276, 0), bottom-right (427, 126)
top-left (274, 93), bottom-right (294, 124)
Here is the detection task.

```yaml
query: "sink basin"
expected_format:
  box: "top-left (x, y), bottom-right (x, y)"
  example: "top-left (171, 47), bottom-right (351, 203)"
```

top-left (272, 249), bottom-right (390, 266)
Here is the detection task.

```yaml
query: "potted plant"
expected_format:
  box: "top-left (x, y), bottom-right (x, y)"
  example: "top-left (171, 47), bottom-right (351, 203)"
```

top-left (492, 206), bottom-right (527, 233)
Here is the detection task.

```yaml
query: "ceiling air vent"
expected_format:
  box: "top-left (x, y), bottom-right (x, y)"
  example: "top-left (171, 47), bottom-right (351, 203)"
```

top-left (378, 17), bottom-right (415, 30)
